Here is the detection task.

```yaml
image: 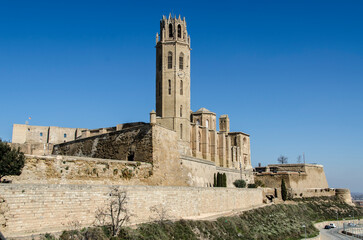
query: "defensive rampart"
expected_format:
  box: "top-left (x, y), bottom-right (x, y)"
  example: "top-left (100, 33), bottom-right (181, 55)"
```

top-left (0, 184), bottom-right (263, 238)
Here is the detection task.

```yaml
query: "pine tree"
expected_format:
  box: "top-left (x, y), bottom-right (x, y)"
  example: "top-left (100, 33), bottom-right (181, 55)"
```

top-left (0, 139), bottom-right (25, 182)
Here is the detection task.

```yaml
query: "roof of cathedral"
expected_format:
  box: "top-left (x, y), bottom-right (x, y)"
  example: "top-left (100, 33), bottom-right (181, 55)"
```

top-left (192, 108), bottom-right (216, 114)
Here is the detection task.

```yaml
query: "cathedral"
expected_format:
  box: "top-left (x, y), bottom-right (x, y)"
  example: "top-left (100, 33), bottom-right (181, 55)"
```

top-left (153, 14), bottom-right (252, 171)
top-left (12, 14), bottom-right (253, 187)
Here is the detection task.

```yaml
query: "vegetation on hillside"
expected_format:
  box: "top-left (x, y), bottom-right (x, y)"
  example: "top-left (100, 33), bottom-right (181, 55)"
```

top-left (47, 197), bottom-right (362, 240)
top-left (0, 139), bottom-right (25, 182)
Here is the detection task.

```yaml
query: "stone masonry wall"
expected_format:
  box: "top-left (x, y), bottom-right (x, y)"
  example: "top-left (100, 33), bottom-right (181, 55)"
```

top-left (7, 155), bottom-right (153, 186)
top-left (53, 124), bottom-right (153, 163)
top-left (255, 165), bottom-right (329, 189)
top-left (0, 184), bottom-right (263, 238)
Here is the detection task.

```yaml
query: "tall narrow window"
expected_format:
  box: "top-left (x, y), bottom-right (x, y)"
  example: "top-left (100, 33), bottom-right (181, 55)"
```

top-left (180, 80), bottom-right (183, 95)
top-left (180, 124), bottom-right (183, 139)
top-left (179, 52), bottom-right (184, 70)
top-left (180, 105), bottom-right (183, 117)
top-left (206, 119), bottom-right (209, 128)
top-left (168, 80), bottom-right (171, 95)
top-left (168, 52), bottom-right (172, 69)
top-left (169, 24), bottom-right (173, 37)
top-left (178, 25), bottom-right (181, 38)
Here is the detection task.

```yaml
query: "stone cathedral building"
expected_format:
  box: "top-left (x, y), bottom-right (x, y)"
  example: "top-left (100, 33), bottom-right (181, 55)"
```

top-left (154, 15), bottom-right (252, 170)
top-left (11, 14), bottom-right (254, 187)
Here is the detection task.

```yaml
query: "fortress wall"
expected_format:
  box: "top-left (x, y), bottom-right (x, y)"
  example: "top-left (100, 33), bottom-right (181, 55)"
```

top-left (217, 167), bottom-right (254, 187)
top-left (53, 124), bottom-right (153, 163)
top-left (290, 188), bottom-right (335, 198)
top-left (0, 184), bottom-right (263, 238)
top-left (9, 142), bottom-right (54, 155)
top-left (288, 165), bottom-right (329, 189)
top-left (255, 164), bottom-right (329, 189)
top-left (181, 156), bottom-right (254, 188)
top-left (7, 155), bottom-right (153, 185)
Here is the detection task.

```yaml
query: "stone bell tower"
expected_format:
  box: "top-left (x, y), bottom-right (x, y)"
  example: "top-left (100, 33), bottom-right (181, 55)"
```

top-left (155, 14), bottom-right (191, 143)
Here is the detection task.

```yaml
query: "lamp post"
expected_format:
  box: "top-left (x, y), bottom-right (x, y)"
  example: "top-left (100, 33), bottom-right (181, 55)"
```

top-left (302, 224), bottom-right (306, 240)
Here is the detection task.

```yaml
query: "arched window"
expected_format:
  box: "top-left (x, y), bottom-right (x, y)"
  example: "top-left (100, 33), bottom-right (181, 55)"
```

top-left (206, 119), bottom-right (209, 128)
top-left (180, 124), bottom-right (183, 139)
top-left (168, 52), bottom-right (172, 69)
top-left (180, 105), bottom-right (183, 117)
top-left (180, 80), bottom-right (183, 95)
top-left (178, 25), bottom-right (181, 38)
top-left (179, 52), bottom-right (184, 70)
top-left (169, 24), bottom-right (173, 37)
top-left (168, 80), bottom-right (171, 95)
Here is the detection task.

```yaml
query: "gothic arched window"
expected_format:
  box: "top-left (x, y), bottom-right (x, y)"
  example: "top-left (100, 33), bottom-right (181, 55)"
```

top-left (168, 52), bottom-right (172, 69)
top-left (169, 24), bottom-right (173, 37)
top-left (168, 80), bottom-right (171, 95)
top-left (180, 105), bottom-right (183, 117)
top-left (178, 25), bottom-right (182, 38)
top-left (179, 52), bottom-right (184, 70)
top-left (180, 80), bottom-right (183, 95)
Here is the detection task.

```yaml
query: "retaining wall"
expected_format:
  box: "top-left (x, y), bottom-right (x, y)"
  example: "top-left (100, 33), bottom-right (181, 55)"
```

top-left (0, 184), bottom-right (263, 238)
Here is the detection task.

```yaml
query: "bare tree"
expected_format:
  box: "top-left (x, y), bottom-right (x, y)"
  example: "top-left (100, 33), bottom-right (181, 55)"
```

top-left (149, 204), bottom-right (172, 224)
top-left (94, 188), bottom-right (130, 237)
top-left (297, 155), bottom-right (302, 163)
top-left (277, 155), bottom-right (288, 164)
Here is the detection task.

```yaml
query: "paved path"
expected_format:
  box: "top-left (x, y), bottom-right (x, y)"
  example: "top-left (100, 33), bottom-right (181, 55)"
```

top-left (314, 220), bottom-right (362, 240)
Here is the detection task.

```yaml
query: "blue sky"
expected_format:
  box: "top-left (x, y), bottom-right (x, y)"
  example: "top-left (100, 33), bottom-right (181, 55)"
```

top-left (0, 0), bottom-right (362, 192)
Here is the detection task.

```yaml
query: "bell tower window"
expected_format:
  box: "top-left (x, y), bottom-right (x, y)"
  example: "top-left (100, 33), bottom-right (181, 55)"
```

top-left (178, 25), bottom-right (182, 38)
top-left (168, 80), bottom-right (171, 95)
top-left (169, 24), bottom-right (173, 38)
top-left (179, 52), bottom-right (184, 70)
top-left (180, 80), bottom-right (183, 95)
top-left (168, 52), bottom-right (172, 69)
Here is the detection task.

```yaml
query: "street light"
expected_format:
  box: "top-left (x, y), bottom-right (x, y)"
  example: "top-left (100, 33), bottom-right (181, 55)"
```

top-left (302, 224), bottom-right (306, 240)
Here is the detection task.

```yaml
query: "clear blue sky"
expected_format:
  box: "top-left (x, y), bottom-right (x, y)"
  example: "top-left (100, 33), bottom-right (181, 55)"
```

top-left (0, 0), bottom-right (362, 192)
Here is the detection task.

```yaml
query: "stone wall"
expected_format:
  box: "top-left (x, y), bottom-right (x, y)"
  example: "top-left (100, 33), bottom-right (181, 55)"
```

top-left (0, 184), bottom-right (264, 238)
top-left (181, 155), bottom-right (254, 188)
top-left (7, 155), bottom-right (153, 186)
top-left (53, 124), bottom-right (153, 163)
top-left (255, 164), bottom-right (329, 189)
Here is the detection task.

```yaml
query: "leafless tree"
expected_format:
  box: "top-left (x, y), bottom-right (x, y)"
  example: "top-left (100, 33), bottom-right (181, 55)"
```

top-left (149, 204), bottom-right (172, 224)
top-left (277, 155), bottom-right (288, 164)
top-left (94, 188), bottom-right (130, 237)
top-left (297, 155), bottom-right (302, 163)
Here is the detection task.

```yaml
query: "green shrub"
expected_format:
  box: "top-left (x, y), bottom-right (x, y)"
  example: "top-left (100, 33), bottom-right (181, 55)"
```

top-left (233, 179), bottom-right (246, 188)
top-left (0, 139), bottom-right (25, 182)
top-left (248, 184), bottom-right (256, 188)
